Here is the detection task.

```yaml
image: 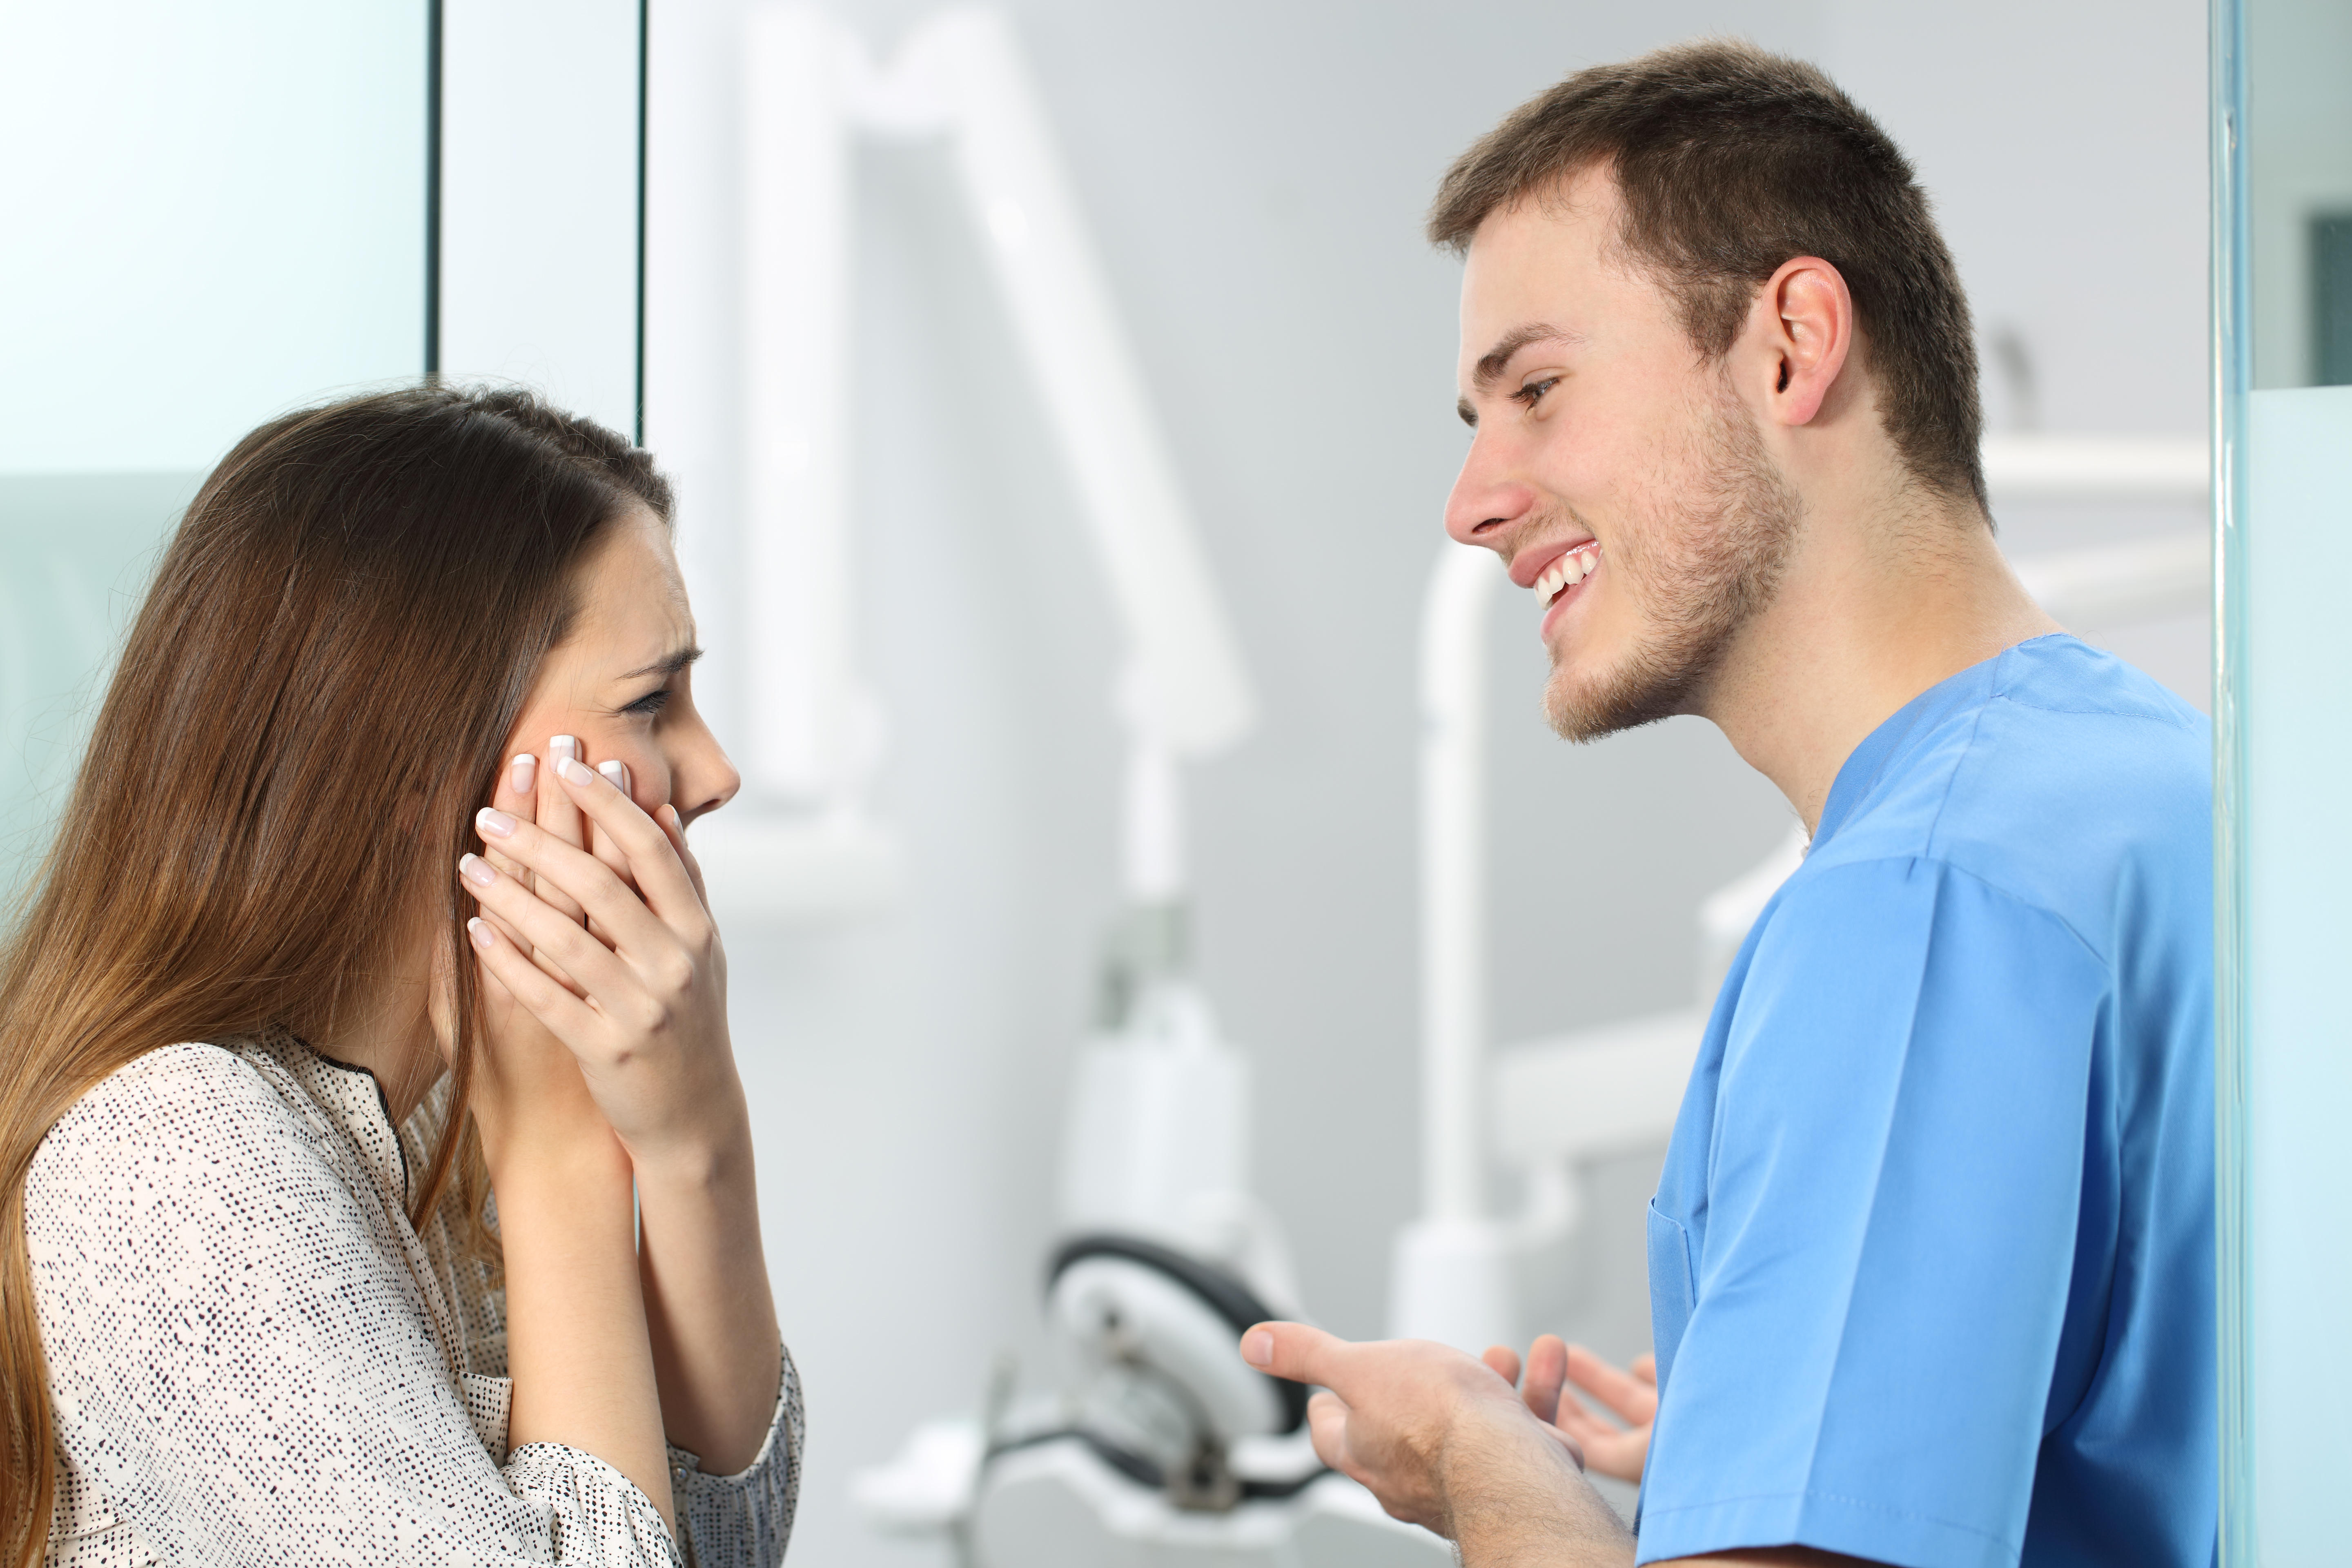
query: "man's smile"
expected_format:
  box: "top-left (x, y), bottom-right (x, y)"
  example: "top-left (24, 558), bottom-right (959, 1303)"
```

top-left (1512, 537), bottom-right (1604, 642)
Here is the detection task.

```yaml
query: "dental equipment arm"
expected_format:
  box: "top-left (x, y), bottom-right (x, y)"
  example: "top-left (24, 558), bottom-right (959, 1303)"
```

top-left (734, 7), bottom-right (1252, 916)
top-left (930, 8), bottom-right (1254, 767)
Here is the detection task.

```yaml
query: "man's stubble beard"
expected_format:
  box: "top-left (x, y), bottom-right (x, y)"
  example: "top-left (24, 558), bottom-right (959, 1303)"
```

top-left (1543, 379), bottom-right (1803, 742)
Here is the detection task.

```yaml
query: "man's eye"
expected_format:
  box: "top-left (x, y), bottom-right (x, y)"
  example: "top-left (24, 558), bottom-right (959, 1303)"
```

top-left (622, 688), bottom-right (671, 717)
top-left (1514, 376), bottom-right (1561, 409)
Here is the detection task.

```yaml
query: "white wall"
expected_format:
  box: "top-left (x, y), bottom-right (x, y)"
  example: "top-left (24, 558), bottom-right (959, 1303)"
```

top-left (645, 3), bottom-right (2209, 1563)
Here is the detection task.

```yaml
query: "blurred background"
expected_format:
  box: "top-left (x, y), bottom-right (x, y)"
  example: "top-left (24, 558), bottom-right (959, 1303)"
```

top-left (0, 1), bottom-right (2210, 1563)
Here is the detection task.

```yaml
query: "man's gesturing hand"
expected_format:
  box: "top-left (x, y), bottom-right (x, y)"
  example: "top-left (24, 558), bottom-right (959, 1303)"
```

top-left (1240, 1322), bottom-right (1634, 1566)
top-left (1483, 1335), bottom-right (1659, 1484)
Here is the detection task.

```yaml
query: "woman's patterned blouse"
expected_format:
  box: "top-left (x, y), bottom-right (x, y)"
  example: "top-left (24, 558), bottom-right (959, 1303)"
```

top-left (27, 1036), bottom-right (802, 1566)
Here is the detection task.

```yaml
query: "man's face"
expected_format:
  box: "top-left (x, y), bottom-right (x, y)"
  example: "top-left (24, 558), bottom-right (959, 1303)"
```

top-left (1445, 169), bottom-right (1800, 740)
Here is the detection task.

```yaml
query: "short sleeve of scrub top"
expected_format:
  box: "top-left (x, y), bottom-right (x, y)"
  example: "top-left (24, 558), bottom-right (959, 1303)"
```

top-left (1633, 856), bottom-right (2108, 1568)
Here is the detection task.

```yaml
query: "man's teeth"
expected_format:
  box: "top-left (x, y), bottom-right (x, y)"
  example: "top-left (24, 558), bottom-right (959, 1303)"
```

top-left (1534, 545), bottom-right (1601, 606)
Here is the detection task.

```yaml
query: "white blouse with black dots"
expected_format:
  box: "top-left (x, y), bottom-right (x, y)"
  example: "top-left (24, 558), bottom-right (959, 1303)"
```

top-left (26, 1035), bottom-right (802, 1566)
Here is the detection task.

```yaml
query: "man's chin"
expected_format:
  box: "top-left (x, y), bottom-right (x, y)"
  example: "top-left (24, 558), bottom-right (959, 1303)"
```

top-left (1541, 651), bottom-right (1696, 743)
top-left (1542, 680), bottom-right (1624, 744)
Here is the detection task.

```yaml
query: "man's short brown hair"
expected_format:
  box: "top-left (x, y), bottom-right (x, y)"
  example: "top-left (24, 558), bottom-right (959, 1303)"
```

top-left (1430, 40), bottom-right (1985, 511)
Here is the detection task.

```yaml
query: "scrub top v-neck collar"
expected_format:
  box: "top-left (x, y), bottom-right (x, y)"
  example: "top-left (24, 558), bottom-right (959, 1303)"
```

top-left (1811, 633), bottom-right (2079, 852)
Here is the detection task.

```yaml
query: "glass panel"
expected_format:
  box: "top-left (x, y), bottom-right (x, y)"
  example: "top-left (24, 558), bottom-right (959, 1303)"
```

top-left (2245, 0), bottom-right (2352, 391)
top-left (2218, 0), bottom-right (2352, 1560)
top-left (0, 0), bottom-right (427, 898)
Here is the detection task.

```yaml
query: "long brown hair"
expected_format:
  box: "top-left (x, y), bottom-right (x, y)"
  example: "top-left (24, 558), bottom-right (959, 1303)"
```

top-left (0, 384), bottom-right (672, 1563)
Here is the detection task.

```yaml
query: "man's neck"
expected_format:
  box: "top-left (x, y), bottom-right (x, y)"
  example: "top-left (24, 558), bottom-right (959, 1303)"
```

top-left (1702, 489), bottom-right (2061, 836)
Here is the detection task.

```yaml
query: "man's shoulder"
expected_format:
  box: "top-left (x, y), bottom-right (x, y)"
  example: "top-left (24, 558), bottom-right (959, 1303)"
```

top-left (1802, 639), bottom-right (2211, 961)
top-left (1830, 642), bottom-right (2206, 865)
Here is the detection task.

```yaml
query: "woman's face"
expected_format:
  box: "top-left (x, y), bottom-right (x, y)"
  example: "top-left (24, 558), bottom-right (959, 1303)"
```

top-left (503, 510), bottom-right (739, 825)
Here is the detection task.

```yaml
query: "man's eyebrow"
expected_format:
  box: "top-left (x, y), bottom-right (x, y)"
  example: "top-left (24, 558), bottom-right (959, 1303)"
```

top-left (1471, 323), bottom-right (1583, 393)
top-left (619, 646), bottom-right (704, 682)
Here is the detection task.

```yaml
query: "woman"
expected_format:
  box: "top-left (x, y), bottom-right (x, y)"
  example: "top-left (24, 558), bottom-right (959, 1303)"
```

top-left (0, 387), bottom-right (798, 1566)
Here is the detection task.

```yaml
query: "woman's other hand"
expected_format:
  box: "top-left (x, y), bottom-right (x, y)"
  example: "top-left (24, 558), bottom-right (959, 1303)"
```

top-left (461, 745), bottom-right (777, 1474)
top-left (1480, 1335), bottom-right (1657, 1485)
top-left (461, 748), bottom-right (735, 1171)
top-left (462, 746), bottom-right (610, 1167)
top-left (461, 740), bottom-right (677, 1533)
top-left (473, 747), bottom-right (581, 990)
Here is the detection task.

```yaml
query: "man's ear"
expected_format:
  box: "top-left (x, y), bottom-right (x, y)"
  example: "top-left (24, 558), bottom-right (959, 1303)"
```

top-left (1748, 256), bottom-right (1854, 429)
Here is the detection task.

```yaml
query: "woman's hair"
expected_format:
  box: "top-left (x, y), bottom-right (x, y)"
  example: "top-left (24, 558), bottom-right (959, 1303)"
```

top-left (0, 384), bottom-right (672, 1563)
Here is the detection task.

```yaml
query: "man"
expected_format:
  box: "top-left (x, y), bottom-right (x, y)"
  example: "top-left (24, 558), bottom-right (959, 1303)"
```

top-left (1242, 41), bottom-right (2214, 1568)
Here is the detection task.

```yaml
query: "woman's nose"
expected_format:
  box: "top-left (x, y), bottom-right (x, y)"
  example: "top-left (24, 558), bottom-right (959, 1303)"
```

top-left (673, 728), bottom-right (741, 825)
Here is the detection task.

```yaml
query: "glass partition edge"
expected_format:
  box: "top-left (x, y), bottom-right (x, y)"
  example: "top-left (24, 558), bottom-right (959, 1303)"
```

top-left (2210, 0), bottom-right (2253, 1561)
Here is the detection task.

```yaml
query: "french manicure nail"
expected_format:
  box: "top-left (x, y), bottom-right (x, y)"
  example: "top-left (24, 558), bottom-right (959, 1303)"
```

top-left (477, 806), bottom-right (517, 838)
top-left (459, 853), bottom-right (494, 887)
top-left (549, 735), bottom-right (579, 767)
top-left (557, 756), bottom-right (595, 787)
top-left (509, 753), bottom-right (536, 793)
top-left (467, 917), bottom-right (495, 949)
top-left (598, 759), bottom-right (630, 795)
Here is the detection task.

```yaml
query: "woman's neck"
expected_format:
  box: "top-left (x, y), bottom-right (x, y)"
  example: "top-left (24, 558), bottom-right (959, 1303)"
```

top-left (303, 941), bottom-right (448, 1124)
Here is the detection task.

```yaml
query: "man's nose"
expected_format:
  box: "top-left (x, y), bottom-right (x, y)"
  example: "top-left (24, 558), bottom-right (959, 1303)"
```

top-left (1444, 437), bottom-right (1536, 552)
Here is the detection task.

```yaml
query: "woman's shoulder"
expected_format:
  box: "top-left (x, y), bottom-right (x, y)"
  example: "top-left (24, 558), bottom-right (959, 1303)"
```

top-left (27, 1037), bottom-right (433, 1354)
top-left (40, 1037), bottom-right (270, 1131)
top-left (29, 1040), bottom-right (330, 1205)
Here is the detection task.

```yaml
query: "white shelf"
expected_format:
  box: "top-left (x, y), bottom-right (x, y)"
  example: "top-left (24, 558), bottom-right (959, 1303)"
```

top-left (1981, 434), bottom-right (2209, 502)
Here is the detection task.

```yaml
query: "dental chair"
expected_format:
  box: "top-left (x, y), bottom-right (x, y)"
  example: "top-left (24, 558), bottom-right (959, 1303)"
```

top-left (855, 915), bottom-right (1454, 1566)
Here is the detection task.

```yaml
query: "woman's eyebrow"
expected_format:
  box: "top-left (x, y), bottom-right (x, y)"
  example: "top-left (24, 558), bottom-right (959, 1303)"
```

top-left (619, 646), bottom-right (704, 681)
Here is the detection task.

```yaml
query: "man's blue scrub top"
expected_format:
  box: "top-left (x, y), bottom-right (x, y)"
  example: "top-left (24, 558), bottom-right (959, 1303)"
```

top-left (1637, 637), bottom-right (2214, 1568)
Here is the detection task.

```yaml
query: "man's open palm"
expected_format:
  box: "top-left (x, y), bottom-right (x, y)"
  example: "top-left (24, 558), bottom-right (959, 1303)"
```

top-left (1482, 1335), bottom-right (1657, 1484)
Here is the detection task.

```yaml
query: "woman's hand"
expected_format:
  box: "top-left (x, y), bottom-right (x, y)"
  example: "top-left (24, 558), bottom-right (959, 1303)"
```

top-left (463, 746), bottom-right (611, 1169)
top-left (463, 752), bottom-right (778, 1472)
top-left (461, 744), bottom-right (677, 1530)
top-left (1481, 1335), bottom-right (1657, 1485)
top-left (459, 750), bottom-right (738, 1172)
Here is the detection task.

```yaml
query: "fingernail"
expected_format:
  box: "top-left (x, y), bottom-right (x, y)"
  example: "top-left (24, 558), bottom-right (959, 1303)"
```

top-left (508, 753), bottom-right (535, 793)
top-left (477, 807), bottom-right (517, 838)
top-left (467, 916), bottom-right (495, 949)
top-left (1242, 1330), bottom-right (1274, 1368)
top-left (459, 853), bottom-right (495, 887)
top-left (557, 755), bottom-right (595, 787)
top-left (549, 735), bottom-right (579, 766)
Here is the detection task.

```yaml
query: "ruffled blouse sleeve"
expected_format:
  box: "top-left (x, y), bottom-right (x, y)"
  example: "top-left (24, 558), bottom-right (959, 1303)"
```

top-left (663, 1350), bottom-right (805, 1568)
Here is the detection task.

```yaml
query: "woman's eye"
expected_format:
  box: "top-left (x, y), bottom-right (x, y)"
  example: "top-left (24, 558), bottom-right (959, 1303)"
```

top-left (622, 687), bottom-right (671, 718)
top-left (1514, 376), bottom-right (1561, 410)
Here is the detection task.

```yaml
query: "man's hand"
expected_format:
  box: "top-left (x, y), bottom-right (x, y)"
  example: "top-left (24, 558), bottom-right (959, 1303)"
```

top-left (1481, 1335), bottom-right (1658, 1484)
top-left (1241, 1322), bottom-right (1633, 1566)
